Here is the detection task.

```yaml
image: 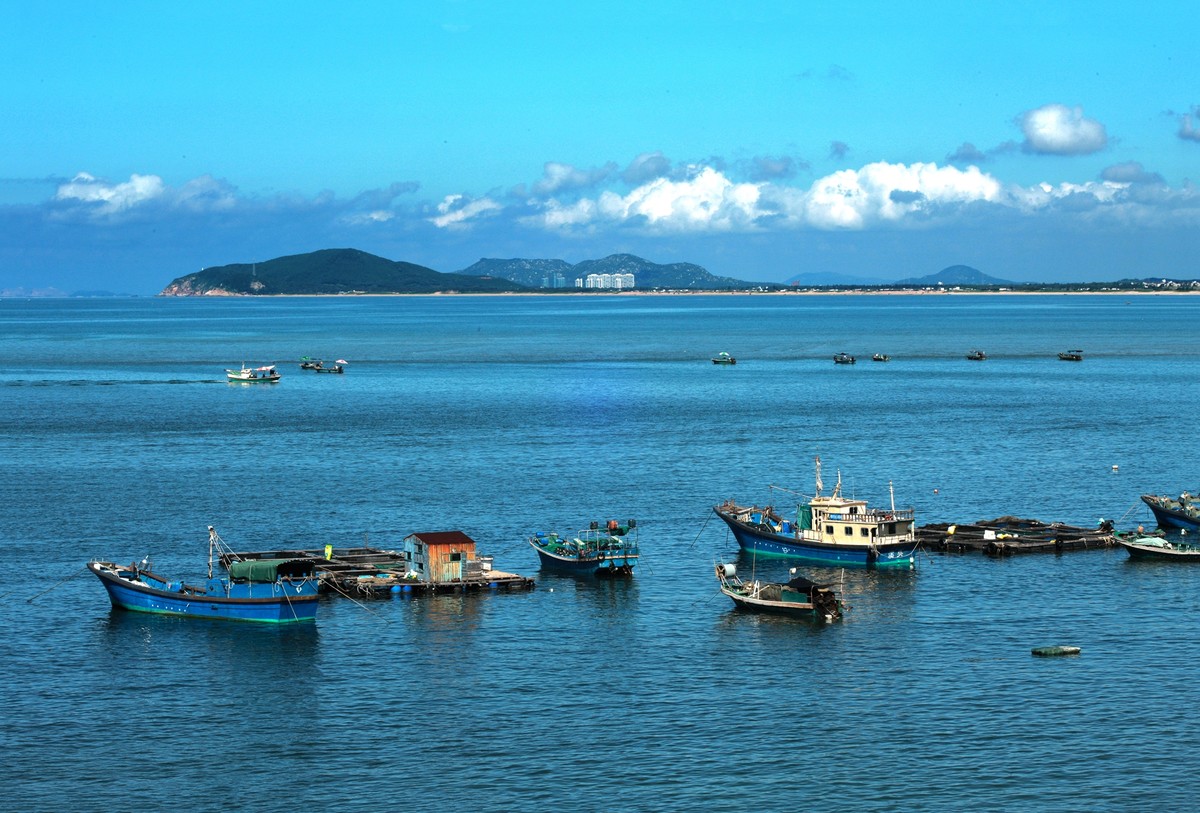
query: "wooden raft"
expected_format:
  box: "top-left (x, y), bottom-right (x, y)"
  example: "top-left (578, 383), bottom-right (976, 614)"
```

top-left (917, 516), bottom-right (1115, 557)
top-left (220, 546), bottom-right (535, 596)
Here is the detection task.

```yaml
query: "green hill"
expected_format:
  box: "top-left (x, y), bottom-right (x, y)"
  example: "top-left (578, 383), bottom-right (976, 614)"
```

top-left (895, 265), bottom-right (1013, 286)
top-left (160, 249), bottom-right (526, 295)
top-left (458, 253), bottom-right (782, 290)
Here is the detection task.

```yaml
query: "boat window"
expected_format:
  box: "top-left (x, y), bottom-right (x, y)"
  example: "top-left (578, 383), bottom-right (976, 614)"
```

top-left (849, 506), bottom-right (858, 515)
top-left (843, 526), bottom-right (853, 536)
top-left (860, 528), bottom-right (870, 537)
top-left (825, 525), bottom-right (834, 535)
top-left (887, 523), bottom-right (896, 534)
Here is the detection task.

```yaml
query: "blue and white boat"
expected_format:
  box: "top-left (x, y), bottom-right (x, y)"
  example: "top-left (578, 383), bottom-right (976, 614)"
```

top-left (1141, 492), bottom-right (1200, 532)
top-left (529, 520), bottom-right (639, 576)
top-left (714, 458), bottom-right (918, 569)
top-left (88, 527), bottom-right (319, 623)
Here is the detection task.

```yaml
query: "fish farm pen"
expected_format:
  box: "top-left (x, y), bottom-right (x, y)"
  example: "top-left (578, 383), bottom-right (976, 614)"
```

top-left (219, 545), bottom-right (535, 596)
top-left (916, 516), bottom-right (1116, 557)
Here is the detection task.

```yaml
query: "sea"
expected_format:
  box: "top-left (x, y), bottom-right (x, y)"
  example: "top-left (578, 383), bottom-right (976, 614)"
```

top-left (2, 293), bottom-right (1198, 812)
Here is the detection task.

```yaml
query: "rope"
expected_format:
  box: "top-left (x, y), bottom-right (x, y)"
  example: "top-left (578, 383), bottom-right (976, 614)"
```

top-left (687, 509), bottom-right (714, 549)
top-left (321, 577), bottom-right (390, 623)
top-left (25, 565), bottom-right (89, 603)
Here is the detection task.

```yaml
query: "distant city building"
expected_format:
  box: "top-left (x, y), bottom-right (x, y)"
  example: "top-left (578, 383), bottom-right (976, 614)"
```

top-left (584, 273), bottom-right (635, 290)
top-left (541, 272), bottom-right (568, 289)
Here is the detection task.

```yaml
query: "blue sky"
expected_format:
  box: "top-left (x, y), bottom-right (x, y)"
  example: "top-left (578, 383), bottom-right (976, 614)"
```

top-left (3, 1), bottom-right (1198, 293)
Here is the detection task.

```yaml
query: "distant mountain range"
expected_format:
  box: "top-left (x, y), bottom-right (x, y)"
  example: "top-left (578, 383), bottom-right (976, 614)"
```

top-left (160, 249), bottom-right (524, 295)
top-left (457, 253), bottom-right (781, 290)
top-left (785, 271), bottom-right (892, 286)
top-left (894, 265), bottom-right (1013, 286)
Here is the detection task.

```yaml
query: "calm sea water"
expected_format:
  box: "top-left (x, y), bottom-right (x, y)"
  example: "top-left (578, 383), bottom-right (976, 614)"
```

top-left (3, 294), bottom-right (1199, 812)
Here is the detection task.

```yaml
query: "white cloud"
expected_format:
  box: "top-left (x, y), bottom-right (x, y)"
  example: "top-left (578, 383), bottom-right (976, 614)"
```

top-left (430, 193), bottom-right (502, 229)
top-left (55, 172), bottom-right (165, 212)
top-left (532, 161), bottom-right (616, 195)
top-left (533, 167), bottom-right (763, 233)
top-left (1019, 104), bottom-right (1108, 155)
top-left (787, 162), bottom-right (1003, 229)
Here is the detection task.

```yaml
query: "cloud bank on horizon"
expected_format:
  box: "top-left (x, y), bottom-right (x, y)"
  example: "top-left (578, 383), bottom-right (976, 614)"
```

top-left (2, 3), bottom-right (1198, 293)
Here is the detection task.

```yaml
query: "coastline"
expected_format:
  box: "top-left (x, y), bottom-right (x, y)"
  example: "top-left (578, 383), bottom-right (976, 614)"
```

top-left (152, 288), bottom-right (1196, 298)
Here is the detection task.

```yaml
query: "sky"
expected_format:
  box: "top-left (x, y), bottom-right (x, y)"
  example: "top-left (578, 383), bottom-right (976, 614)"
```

top-left (2, 1), bottom-right (1199, 293)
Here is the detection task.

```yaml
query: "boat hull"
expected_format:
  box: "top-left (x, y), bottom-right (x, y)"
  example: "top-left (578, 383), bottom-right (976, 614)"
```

top-left (720, 587), bottom-right (824, 618)
top-left (530, 543), bottom-right (638, 576)
top-left (89, 563), bottom-right (318, 623)
top-left (714, 508), bottom-right (917, 568)
top-left (1142, 496), bottom-right (1200, 532)
top-left (1117, 539), bottom-right (1200, 561)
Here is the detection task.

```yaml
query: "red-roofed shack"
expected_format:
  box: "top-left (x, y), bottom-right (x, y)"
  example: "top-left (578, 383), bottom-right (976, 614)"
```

top-left (402, 530), bottom-right (478, 584)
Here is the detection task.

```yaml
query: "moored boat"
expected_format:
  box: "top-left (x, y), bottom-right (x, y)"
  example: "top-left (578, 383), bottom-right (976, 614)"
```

top-left (314, 359), bottom-right (347, 374)
top-left (1141, 492), bottom-right (1200, 531)
top-left (833, 352), bottom-right (856, 365)
top-left (966, 349), bottom-right (987, 361)
top-left (1057, 349), bottom-right (1083, 361)
top-left (1116, 535), bottom-right (1200, 561)
top-left (714, 458), bottom-right (918, 568)
top-left (299, 356), bottom-right (321, 369)
top-left (712, 352), bottom-right (736, 365)
top-left (88, 527), bottom-right (319, 622)
top-left (227, 364), bottom-right (280, 382)
top-left (529, 520), bottom-right (639, 576)
top-left (872, 353), bottom-right (890, 362)
top-left (714, 562), bottom-right (843, 620)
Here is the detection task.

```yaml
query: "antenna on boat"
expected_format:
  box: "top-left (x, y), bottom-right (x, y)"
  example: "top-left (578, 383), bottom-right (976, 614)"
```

top-left (833, 469), bottom-right (842, 498)
top-left (815, 456), bottom-right (823, 497)
top-left (889, 480), bottom-right (896, 512)
top-left (208, 526), bottom-right (217, 579)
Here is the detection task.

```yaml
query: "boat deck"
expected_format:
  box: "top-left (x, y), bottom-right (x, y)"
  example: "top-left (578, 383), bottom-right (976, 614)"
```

top-left (221, 546), bottom-right (535, 596)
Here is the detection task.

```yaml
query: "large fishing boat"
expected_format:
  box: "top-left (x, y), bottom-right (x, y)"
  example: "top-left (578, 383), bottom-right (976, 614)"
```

top-left (528, 520), bottom-right (639, 576)
top-left (714, 458), bottom-right (918, 568)
top-left (88, 526), bottom-right (319, 623)
top-left (1141, 492), bottom-right (1200, 531)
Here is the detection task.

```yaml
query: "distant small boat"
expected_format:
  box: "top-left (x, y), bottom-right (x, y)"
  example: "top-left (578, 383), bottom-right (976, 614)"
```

top-left (1116, 535), bottom-right (1200, 561)
top-left (966, 350), bottom-right (987, 361)
top-left (872, 353), bottom-right (890, 362)
top-left (833, 352), bottom-right (856, 365)
top-left (299, 357), bottom-right (321, 370)
top-left (88, 527), bottom-right (319, 623)
top-left (314, 359), bottom-right (347, 374)
top-left (528, 520), bottom-right (639, 576)
top-left (715, 562), bottom-right (843, 621)
top-left (1141, 492), bottom-right (1200, 531)
top-left (1058, 349), bottom-right (1083, 361)
top-left (712, 352), bottom-right (736, 365)
top-left (227, 364), bottom-right (280, 382)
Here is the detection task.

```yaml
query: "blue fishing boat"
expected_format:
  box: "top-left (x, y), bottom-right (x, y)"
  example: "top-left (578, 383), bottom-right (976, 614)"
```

top-left (529, 520), bottom-right (639, 576)
top-left (1141, 492), bottom-right (1200, 532)
top-left (88, 527), bottom-right (319, 623)
top-left (714, 458), bottom-right (918, 568)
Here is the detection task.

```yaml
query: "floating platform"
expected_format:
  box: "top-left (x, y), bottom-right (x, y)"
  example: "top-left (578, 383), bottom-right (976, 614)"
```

top-left (917, 516), bottom-right (1115, 557)
top-left (220, 546), bottom-right (535, 596)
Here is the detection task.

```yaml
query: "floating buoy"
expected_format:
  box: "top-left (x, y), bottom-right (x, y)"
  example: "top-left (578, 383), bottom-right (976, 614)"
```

top-left (1032, 645), bottom-right (1081, 657)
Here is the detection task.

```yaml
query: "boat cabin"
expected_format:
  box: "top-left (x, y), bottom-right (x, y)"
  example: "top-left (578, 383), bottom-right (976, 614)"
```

top-left (804, 493), bottom-right (915, 547)
top-left (401, 530), bottom-right (480, 583)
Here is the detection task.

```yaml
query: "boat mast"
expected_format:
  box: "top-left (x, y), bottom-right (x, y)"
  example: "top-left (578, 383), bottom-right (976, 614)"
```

top-left (815, 456), bottom-right (823, 497)
top-left (208, 525), bottom-right (217, 579)
top-left (889, 480), bottom-right (896, 512)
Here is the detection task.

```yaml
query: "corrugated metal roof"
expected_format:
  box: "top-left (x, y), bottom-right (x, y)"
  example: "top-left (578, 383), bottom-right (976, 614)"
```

top-left (405, 530), bottom-right (476, 547)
